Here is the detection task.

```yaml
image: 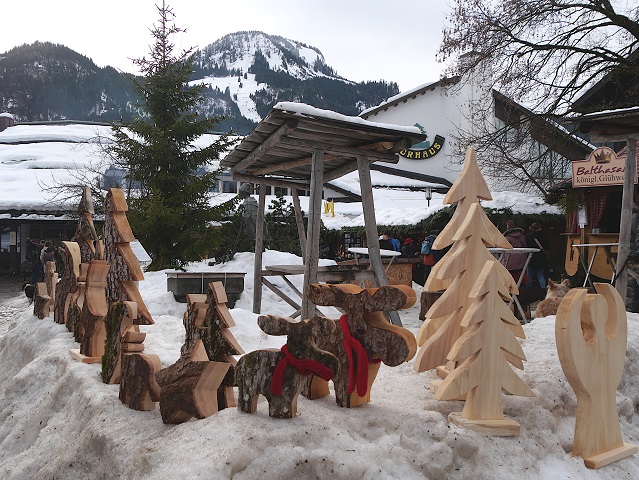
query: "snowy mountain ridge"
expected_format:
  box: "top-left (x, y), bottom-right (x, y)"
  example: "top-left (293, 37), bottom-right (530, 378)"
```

top-left (0, 34), bottom-right (399, 134)
top-left (190, 31), bottom-right (400, 131)
top-left (194, 31), bottom-right (343, 82)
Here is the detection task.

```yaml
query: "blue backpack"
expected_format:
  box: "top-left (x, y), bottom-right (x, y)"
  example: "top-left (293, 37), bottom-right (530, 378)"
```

top-left (421, 237), bottom-right (432, 255)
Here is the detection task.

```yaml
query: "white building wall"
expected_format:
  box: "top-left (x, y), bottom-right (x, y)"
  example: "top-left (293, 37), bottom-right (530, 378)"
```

top-left (363, 63), bottom-right (498, 188)
top-left (362, 82), bottom-right (480, 185)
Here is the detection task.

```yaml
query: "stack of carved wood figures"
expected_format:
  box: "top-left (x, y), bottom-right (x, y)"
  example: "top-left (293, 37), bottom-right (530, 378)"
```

top-left (31, 148), bottom-right (637, 470)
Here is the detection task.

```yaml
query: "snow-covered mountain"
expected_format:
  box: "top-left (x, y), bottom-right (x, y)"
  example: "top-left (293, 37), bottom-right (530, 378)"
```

top-left (0, 33), bottom-right (399, 134)
top-left (191, 31), bottom-right (399, 133)
top-left (194, 31), bottom-right (339, 82)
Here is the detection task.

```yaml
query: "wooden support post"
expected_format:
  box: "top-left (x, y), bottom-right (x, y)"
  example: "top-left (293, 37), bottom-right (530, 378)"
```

top-left (302, 149), bottom-right (324, 320)
top-left (357, 155), bottom-right (401, 326)
top-left (252, 183), bottom-right (267, 314)
top-left (616, 137), bottom-right (636, 303)
top-left (262, 277), bottom-right (302, 311)
top-left (292, 189), bottom-right (307, 261)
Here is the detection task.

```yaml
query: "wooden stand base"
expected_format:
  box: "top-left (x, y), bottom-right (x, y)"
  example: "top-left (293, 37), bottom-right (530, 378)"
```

top-left (580, 442), bottom-right (638, 469)
top-left (430, 378), bottom-right (467, 400)
top-left (435, 365), bottom-right (450, 380)
top-left (448, 412), bottom-right (521, 436)
top-left (69, 348), bottom-right (102, 364)
top-left (429, 379), bottom-right (441, 394)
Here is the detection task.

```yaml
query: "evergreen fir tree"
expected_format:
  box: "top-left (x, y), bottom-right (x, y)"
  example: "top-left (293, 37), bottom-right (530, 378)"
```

top-left (105, 1), bottom-right (235, 270)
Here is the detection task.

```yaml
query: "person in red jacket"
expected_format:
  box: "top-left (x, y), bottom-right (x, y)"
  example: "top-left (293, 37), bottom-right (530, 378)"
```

top-left (501, 219), bottom-right (527, 283)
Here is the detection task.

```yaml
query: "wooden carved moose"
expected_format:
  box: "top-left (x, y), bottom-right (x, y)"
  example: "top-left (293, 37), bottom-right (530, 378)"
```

top-left (303, 284), bottom-right (417, 408)
top-left (235, 315), bottom-right (338, 419)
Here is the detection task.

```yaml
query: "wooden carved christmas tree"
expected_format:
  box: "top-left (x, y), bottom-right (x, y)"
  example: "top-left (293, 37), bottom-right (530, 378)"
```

top-left (33, 282), bottom-right (51, 320)
top-left (178, 283), bottom-right (244, 409)
top-left (33, 261), bottom-right (57, 319)
top-left (71, 186), bottom-right (103, 262)
top-left (428, 146), bottom-right (495, 293)
top-left (303, 283), bottom-right (417, 408)
top-left (414, 202), bottom-right (515, 376)
top-left (54, 241), bottom-right (81, 325)
top-left (155, 339), bottom-right (231, 423)
top-left (102, 301), bottom-right (146, 384)
top-left (69, 259), bottom-right (110, 363)
top-left (103, 188), bottom-right (153, 325)
top-left (68, 263), bottom-right (89, 341)
top-left (556, 283), bottom-right (638, 468)
top-left (436, 261), bottom-right (534, 436)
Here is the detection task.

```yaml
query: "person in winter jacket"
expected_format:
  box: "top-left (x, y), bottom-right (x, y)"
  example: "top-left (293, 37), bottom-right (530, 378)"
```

top-left (501, 220), bottom-right (527, 282)
top-left (525, 222), bottom-right (549, 288)
top-left (400, 238), bottom-right (419, 258)
top-left (378, 233), bottom-right (394, 251)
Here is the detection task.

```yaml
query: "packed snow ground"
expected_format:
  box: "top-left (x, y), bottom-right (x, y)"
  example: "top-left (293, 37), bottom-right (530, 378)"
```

top-left (0, 250), bottom-right (638, 479)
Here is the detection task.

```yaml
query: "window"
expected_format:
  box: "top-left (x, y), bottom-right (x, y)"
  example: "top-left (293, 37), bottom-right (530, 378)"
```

top-left (222, 181), bottom-right (237, 193)
top-left (0, 227), bottom-right (9, 253)
top-left (0, 227), bottom-right (19, 253)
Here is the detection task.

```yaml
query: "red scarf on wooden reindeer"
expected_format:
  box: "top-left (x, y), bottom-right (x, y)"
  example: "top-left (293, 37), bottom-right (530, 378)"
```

top-left (340, 314), bottom-right (381, 397)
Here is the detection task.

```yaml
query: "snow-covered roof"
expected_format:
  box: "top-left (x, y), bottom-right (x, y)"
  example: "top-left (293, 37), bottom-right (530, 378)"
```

top-left (274, 101), bottom-right (422, 135)
top-left (1, 122), bottom-right (560, 227)
top-left (565, 105), bottom-right (639, 121)
top-left (0, 125), bottom-right (108, 213)
top-left (359, 76), bottom-right (461, 118)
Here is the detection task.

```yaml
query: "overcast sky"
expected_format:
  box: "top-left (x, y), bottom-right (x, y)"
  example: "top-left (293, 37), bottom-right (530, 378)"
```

top-left (0, 0), bottom-right (454, 92)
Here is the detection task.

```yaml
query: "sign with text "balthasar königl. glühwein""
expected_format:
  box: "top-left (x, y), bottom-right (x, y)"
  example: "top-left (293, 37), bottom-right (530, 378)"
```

top-left (572, 146), bottom-right (638, 187)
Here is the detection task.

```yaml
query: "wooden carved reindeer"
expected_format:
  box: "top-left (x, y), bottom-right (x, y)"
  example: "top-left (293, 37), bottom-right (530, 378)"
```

top-left (235, 315), bottom-right (338, 419)
top-left (303, 284), bottom-right (417, 408)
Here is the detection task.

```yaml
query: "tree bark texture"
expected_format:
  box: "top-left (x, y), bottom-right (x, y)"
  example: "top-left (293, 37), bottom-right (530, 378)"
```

top-left (119, 353), bottom-right (162, 411)
top-left (72, 187), bottom-right (102, 262)
top-left (301, 284), bottom-right (416, 407)
top-left (67, 300), bottom-right (83, 342)
top-left (33, 283), bottom-right (51, 320)
top-left (155, 357), bottom-right (230, 424)
top-left (235, 315), bottom-right (338, 417)
top-left (54, 242), bottom-right (81, 325)
top-left (101, 301), bottom-right (142, 384)
top-left (103, 188), bottom-right (153, 325)
top-left (79, 260), bottom-right (110, 358)
top-left (181, 294), bottom-right (208, 358)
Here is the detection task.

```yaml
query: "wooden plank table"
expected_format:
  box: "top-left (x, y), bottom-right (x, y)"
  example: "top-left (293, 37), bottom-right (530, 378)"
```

top-left (347, 247), bottom-right (401, 274)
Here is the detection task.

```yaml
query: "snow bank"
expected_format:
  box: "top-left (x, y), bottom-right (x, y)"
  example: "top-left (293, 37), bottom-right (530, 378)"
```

top-left (1, 253), bottom-right (637, 479)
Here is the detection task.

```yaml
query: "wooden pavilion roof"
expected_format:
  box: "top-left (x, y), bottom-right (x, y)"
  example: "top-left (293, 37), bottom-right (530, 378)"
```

top-left (221, 103), bottom-right (427, 189)
top-left (566, 106), bottom-right (639, 141)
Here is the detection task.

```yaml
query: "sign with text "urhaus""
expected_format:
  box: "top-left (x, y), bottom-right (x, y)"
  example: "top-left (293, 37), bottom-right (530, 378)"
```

top-left (571, 146), bottom-right (638, 188)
